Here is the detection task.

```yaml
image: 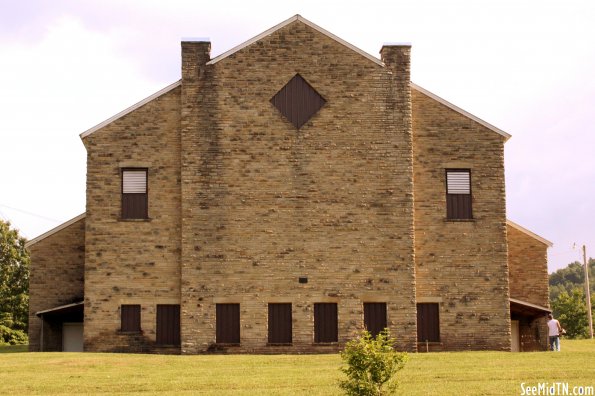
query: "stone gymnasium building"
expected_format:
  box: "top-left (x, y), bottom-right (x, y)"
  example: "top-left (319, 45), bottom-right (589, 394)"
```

top-left (27, 15), bottom-right (553, 354)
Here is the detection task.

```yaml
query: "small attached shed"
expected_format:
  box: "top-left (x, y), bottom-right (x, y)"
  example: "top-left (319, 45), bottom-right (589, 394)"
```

top-left (25, 214), bottom-right (86, 352)
top-left (35, 301), bottom-right (84, 352)
top-left (507, 220), bottom-right (553, 352)
top-left (509, 298), bottom-right (551, 352)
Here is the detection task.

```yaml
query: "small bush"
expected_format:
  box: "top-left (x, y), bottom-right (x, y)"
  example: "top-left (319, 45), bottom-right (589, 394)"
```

top-left (0, 324), bottom-right (28, 345)
top-left (339, 330), bottom-right (408, 396)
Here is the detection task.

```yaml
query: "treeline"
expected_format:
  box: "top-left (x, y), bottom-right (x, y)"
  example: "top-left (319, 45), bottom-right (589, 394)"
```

top-left (549, 258), bottom-right (595, 338)
top-left (0, 220), bottom-right (29, 345)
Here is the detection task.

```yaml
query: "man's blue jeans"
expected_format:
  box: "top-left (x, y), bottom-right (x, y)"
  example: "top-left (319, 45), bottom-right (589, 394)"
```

top-left (549, 336), bottom-right (560, 351)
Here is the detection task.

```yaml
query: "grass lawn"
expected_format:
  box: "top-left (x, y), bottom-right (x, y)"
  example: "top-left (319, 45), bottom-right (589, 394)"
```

top-left (401, 339), bottom-right (595, 395)
top-left (0, 344), bottom-right (28, 353)
top-left (1, 340), bottom-right (593, 395)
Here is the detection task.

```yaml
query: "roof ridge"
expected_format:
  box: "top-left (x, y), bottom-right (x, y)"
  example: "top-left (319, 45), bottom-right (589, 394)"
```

top-left (207, 15), bottom-right (383, 66)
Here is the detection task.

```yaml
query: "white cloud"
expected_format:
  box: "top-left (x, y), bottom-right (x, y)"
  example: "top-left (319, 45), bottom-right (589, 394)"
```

top-left (0, 15), bottom-right (163, 238)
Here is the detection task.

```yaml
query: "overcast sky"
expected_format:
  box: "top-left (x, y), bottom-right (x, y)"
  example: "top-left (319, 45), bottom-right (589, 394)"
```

top-left (0, 0), bottom-right (593, 273)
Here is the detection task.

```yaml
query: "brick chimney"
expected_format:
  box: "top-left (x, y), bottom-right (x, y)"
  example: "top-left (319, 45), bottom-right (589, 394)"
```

top-left (379, 43), bottom-right (412, 140)
top-left (180, 38), bottom-right (211, 160)
top-left (380, 43), bottom-right (411, 104)
top-left (379, 44), bottom-right (414, 279)
top-left (179, 37), bottom-right (210, 213)
top-left (180, 38), bottom-right (211, 149)
top-left (380, 43), bottom-right (411, 78)
top-left (180, 39), bottom-right (211, 353)
top-left (181, 39), bottom-right (211, 84)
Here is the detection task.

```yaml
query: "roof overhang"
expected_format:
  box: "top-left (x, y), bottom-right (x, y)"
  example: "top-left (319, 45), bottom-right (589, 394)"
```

top-left (36, 301), bottom-right (84, 320)
top-left (25, 213), bottom-right (86, 249)
top-left (507, 220), bottom-right (553, 247)
top-left (411, 82), bottom-right (511, 142)
top-left (510, 298), bottom-right (551, 319)
top-left (80, 80), bottom-right (181, 140)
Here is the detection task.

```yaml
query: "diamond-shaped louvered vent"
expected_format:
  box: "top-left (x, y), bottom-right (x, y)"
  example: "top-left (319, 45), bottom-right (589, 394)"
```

top-left (270, 74), bottom-right (326, 129)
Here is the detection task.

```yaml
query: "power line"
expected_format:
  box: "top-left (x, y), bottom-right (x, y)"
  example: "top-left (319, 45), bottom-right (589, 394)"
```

top-left (0, 208), bottom-right (9, 221)
top-left (0, 204), bottom-right (60, 223)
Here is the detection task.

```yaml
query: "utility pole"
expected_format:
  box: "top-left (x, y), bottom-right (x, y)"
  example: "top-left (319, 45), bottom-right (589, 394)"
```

top-left (583, 245), bottom-right (593, 339)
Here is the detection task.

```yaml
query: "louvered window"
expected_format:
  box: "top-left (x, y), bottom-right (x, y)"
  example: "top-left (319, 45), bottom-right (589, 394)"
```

top-left (270, 74), bottom-right (326, 129)
top-left (417, 303), bottom-right (440, 342)
top-left (122, 168), bottom-right (148, 219)
top-left (121, 304), bottom-right (141, 332)
top-left (314, 303), bottom-right (338, 343)
top-left (446, 169), bottom-right (472, 219)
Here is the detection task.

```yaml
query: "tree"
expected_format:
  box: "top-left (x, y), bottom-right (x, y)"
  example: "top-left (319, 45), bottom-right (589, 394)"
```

top-left (0, 219), bottom-right (30, 344)
top-left (551, 287), bottom-right (591, 339)
top-left (549, 258), bottom-right (595, 338)
top-left (339, 330), bottom-right (408, 396)
top-left (549, 259), bottom-right (594, 301)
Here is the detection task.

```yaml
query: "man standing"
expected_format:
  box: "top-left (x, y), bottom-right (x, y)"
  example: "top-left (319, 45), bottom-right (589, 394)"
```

top-left (547, 313), bottom-right (563, 351)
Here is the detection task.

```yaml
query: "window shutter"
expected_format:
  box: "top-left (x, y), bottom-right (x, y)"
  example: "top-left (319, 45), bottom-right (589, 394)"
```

top-left (314, 303), bottom-right (338, 343)
top-left (216, 304), bottom-right (240, 344)
top-left (364, 303), bottom-right (387, 337)
top-left (121, 168), bottom-right (148, 219)
top-left (268, 303), bottom-right (292, 344)
top-left (156, 304), bottom-right (180, 346)
top-left (446, 169), bottom-right (472, 219)
top-left (417, 303), bottom-right (440, 342)
top-left (123, 170), bottom-right (147, 193)
top-left (121, 304), bottom-right (141, 332)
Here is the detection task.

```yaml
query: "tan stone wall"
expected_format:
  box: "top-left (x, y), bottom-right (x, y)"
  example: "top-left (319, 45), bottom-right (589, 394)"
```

top-left (412, 88), bottom-right (511, 351)
top-left (180, 21), bottom-right (417, 353)
top-left (71, 19), bottom-right (517, 354)
top-left (82, 87), bottom-right (182, 352)
top-left (519, 316), bottom-right (548, 351)
top-left (507, 224), bottom-right (549, 306)
top-left (27, 217), bottom-right (85, 351)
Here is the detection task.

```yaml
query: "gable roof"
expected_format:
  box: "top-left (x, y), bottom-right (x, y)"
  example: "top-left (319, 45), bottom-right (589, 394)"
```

top-left (507, 219), bottom-right (553, 247)
top-left (80, 80), bottom-right (181, 139)
top-left (411, 82), bottom-right (511, 141)
top-left (25, 213), bottom-right (86, 249)
top-left (207, 14), bottom-right (384, 67)
top-left (78, 18), bottom-right (510, 143)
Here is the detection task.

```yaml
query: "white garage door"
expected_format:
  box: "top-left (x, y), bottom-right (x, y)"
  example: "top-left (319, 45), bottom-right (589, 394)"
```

top-left (62, 323), bottom-right (84, 352)
top-left (511, 320), bottom-right (520, 352)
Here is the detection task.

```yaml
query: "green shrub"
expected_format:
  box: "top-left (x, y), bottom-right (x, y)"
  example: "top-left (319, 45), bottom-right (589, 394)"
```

top-left (339, 330), bottom-right (408, 395)
top-left (0, 324), bottom-right (28, 345)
